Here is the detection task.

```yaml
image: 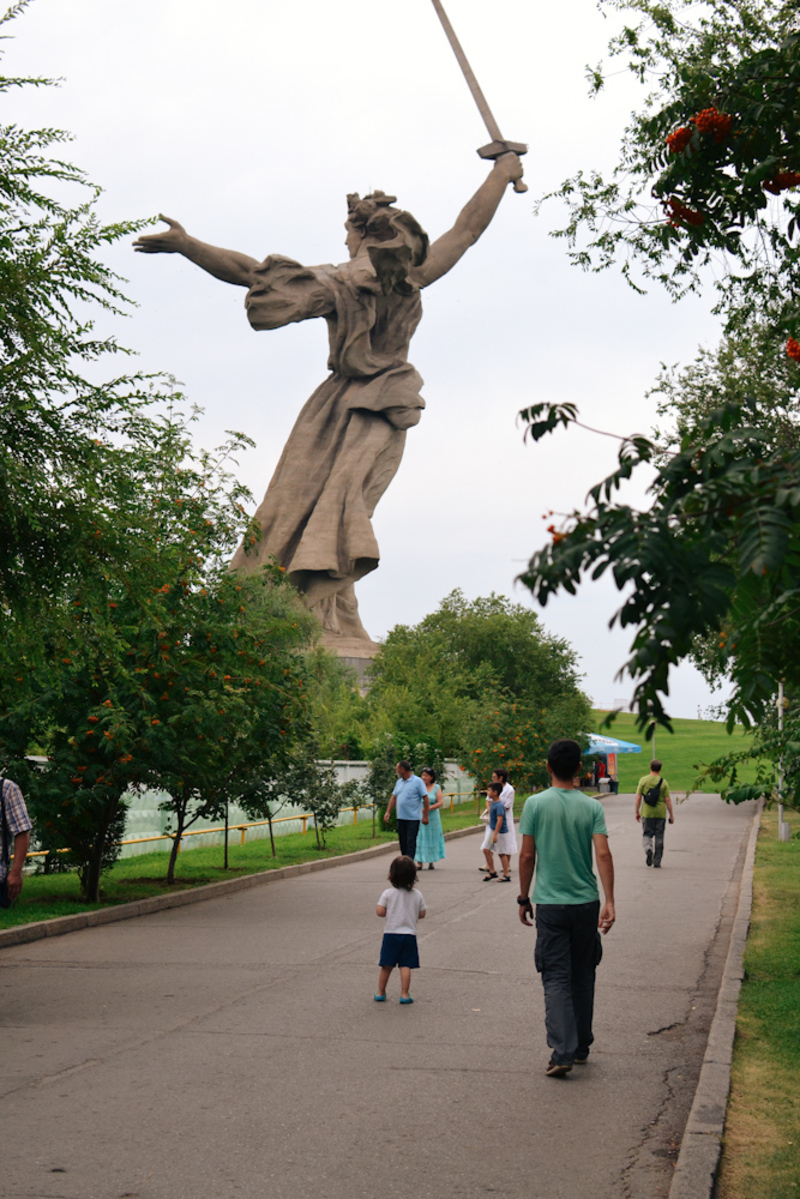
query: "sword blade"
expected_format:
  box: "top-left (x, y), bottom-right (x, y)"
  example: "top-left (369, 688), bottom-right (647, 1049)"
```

top-left (429, 0), bottom-right (504, 145)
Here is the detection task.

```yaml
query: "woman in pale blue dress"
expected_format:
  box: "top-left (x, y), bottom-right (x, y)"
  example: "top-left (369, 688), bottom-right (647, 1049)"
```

top-left (415, 768), bottom-right (446, 869)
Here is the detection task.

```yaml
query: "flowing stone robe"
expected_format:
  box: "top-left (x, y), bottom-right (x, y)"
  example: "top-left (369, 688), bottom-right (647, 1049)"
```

top-left (229, 253), bottom-right (424, 654)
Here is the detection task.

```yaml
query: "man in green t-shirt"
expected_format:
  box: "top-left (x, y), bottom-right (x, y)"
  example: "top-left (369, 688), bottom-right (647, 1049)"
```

top-left (518, 739), bottom-right (616, 1077)
top-left (635, 758), bottom-right (675, 868)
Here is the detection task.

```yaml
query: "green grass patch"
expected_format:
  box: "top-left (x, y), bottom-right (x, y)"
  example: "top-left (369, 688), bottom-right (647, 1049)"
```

top-left (591, 711), bottom-right (758, 793)
top-left (1, 798), bottom-right (486, 931)
top-left (717, 806), bottom-right (800, 1199)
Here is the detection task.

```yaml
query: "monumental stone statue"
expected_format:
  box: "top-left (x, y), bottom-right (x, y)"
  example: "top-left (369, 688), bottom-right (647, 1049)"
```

top-left (134, 152), bottom-right (524, 661)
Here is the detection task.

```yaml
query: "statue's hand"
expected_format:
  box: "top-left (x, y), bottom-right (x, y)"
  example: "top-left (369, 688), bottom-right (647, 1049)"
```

top-left (133, 214), bottom-right (189, 255)
top-left (494, 152), bottom-right (524, 184)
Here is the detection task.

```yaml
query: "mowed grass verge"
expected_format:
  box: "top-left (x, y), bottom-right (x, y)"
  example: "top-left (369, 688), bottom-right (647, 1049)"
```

top-left (591, 711), bottom-right (758, 794)
top-left (1, 798), bottom-right (487, 930)
top-left (717, 805), bottom-right (800, 1199)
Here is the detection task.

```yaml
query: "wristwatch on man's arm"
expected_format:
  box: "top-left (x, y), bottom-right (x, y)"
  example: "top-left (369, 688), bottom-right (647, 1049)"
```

top-left (517, 896), bottom-right (532, 906)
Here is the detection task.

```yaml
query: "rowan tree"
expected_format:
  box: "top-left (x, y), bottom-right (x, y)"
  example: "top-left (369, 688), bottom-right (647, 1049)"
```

top-left (521, 0), bottom-right (800, 801)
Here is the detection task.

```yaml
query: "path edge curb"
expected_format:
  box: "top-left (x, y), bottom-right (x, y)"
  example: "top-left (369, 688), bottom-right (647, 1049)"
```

top-left (667, 799), bottom-right (762, 1199)
top-left (0, 823), bottom-right (484, 951)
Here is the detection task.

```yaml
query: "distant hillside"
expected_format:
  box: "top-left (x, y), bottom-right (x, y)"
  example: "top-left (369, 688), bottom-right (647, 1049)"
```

top-left (590, 712), bottom-right (757, 794)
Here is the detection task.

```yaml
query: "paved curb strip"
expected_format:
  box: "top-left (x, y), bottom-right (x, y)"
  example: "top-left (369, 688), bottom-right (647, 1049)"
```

top-left (668, 801), bottom-right (762, 1199)
top-left (0, 823), bottom-right (484, 950)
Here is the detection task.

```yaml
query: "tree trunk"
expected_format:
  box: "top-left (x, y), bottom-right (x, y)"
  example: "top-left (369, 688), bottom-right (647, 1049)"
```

top-left (166, 791), bottom-right (187, 884)
top-left (223, 801), bottom-right (229, 870)
top-left (78, 799), bottom-right (121, 902)
top-left (82, 847), bottom-right (103, 903)
top-left (267, 811), bottom-right (276, 857)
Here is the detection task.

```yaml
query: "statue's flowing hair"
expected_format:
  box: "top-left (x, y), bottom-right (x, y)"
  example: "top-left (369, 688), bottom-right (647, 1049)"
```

top-left (346, 190), bottom-right (429, 294)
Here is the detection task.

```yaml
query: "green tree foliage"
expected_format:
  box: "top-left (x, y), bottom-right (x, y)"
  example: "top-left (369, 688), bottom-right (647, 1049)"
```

top-left (238, 746), bottom-right (318, 858)
top-left (519, 394), bottom-right (800, 735)
top-left (521, 0), bottom-right (800, 808)
top-left (545, 0), bottom-right (800, 335)
top-left (366, 591), bottom-right (591, 785)
top-left (651, 325), bottom-right (800, 456)
top-left (302, 648), bottom-right (370, 760)
top-left (0, 1), bottom-right (158, 626)
top-left (0, 10), bottom-right (317, 894)
top-left (1, 411), bottom-right (315, 896)
top-left (702, 696), bottom-right (800, 811)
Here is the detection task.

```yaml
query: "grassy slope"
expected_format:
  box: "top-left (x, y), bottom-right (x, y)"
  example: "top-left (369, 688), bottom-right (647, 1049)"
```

top-left (0, 798), bottom-right (487, 929)
top-left (717, 806), bottom-right (800, 1199)
top-left (591, 711), bottom-right (757, 793)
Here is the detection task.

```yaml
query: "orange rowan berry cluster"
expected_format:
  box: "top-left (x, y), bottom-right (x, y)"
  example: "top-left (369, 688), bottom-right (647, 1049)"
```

top-left (664, 196), bottom-right (705, 228)
top-left (693, 107), bottom-right (733, 141)
top-left (763, 171), bottom-right (800, 195)
top-left (666, 126), bottom-right (693, 154)
top-left (786, 338), bottom-right (800, 361)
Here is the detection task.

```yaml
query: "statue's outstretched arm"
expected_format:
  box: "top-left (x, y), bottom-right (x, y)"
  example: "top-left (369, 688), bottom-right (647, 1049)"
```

top-left (412, 153), bottom-right (524, 289)
top-left (134, 215), bottom-right (259, 288)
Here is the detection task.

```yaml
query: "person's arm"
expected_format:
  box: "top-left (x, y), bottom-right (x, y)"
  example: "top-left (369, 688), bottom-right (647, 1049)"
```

top-left (665, 790), bottom-right (675, 824)
top-left (421, 783), bottom-right (429, 826)
top-left (384, 794), bottom-right (397, 824)
top-left (6, 830), bottom-right (30, 900)
top-left (635, 784), bottom-right (643, 823)
top-left (418, 908), bottom-right (426, 920)
top-left (134, 215), bottom-right (259, 287)
top-left (411, 154), bottom-right (524, 289)
top-left (593, 834), bottom-right (615, 934)
top-left (376, 904), bottom-right (387, 917)
top-left (428, 786), bottom-right (444, 812)
top-left (518, 833), bottom-right (536, 926)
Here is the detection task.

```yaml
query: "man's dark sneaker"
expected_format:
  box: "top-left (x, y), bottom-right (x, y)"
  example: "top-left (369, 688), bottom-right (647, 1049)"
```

top-left (646, 849), bottom-right (653, 867)
top-left (573, 1055), bottom-right (588, 1064)
top-left (545, 1059), bottom-right (573, 1077)
top-left (653, 862), bottom-right (662, 868)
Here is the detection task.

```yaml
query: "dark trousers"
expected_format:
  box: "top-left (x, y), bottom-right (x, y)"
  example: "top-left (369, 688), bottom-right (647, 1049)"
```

top-left (534, 901), bottom-right (602, 1065)
top-left (642, 816), bottom-right (666, 865)
top-left (397, 819), bottom-right (420, 860)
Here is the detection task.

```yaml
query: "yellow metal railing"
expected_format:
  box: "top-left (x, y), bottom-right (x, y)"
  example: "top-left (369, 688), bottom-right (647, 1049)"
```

top-left (21, 790), bottom-right (479, 862)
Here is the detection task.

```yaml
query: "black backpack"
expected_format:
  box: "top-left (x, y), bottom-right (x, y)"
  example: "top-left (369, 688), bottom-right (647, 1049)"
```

top-left (643, 777), bottom-right (663, 810)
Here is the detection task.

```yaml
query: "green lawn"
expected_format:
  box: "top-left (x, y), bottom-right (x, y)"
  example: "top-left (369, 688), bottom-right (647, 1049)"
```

top-left (591, 711), bottom-right (757, 793)
top-left (717, 805), bottom-right (800, 1199)
top-left (1, 798), bottom-right (486, 930)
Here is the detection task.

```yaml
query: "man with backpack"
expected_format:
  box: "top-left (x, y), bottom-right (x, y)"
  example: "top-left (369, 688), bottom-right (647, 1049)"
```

top-left (635, 759), bottom-right (675, 868)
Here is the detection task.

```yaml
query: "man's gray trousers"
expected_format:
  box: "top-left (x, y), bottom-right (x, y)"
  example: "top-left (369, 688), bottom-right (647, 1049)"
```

top-left (534, 900), bottom-right (602, 1066)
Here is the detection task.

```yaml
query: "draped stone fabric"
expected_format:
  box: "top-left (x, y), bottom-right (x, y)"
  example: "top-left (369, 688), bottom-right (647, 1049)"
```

top-left (229, 253), bottom-right (425, 653)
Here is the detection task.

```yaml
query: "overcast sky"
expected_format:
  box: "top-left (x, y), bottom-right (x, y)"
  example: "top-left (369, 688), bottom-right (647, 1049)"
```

top-left (6, 0), bottom-right (729, 718)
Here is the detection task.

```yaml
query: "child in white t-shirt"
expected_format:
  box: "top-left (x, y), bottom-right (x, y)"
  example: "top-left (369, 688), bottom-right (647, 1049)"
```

top-left (375, 855), bottom-right (427, 1005)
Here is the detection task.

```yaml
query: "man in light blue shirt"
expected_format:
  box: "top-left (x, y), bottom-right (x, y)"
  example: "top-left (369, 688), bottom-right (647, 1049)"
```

top-left (384, 760), bottom-right (429, 861)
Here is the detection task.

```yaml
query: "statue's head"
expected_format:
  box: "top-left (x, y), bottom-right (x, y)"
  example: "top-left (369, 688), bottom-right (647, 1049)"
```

top-left (345, 191), bottom-right (428, 294)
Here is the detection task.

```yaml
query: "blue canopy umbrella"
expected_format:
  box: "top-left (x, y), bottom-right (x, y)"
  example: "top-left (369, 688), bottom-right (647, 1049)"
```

top-left (583, 734), bottom-right (642, 755)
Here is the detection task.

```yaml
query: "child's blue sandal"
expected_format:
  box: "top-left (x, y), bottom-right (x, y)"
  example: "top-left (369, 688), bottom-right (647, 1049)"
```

top-left (399, 996), bottom-right (414, 1005)
top-left (374, 993), bottom-right (387, 1002)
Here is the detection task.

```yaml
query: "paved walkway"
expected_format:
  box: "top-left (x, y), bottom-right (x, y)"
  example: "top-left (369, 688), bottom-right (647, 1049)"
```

top-left (1, 793), bottom-right (756, 1199)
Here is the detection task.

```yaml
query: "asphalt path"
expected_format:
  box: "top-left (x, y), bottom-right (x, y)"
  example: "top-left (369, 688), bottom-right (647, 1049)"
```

top-left (1, 792), bottom-right (756, 1199)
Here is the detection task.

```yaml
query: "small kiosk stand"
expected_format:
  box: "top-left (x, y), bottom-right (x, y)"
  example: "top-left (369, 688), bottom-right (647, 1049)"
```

top-left (582, 734), bottom-right (642, 793)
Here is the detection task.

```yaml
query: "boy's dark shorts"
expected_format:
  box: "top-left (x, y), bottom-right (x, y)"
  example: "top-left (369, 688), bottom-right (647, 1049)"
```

top-left (379, 933), bottom-right (420, 969)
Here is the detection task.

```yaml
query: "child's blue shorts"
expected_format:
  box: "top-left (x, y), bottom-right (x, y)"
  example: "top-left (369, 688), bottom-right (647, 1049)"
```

top-left (379, 933), bottom-right (420, 969)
